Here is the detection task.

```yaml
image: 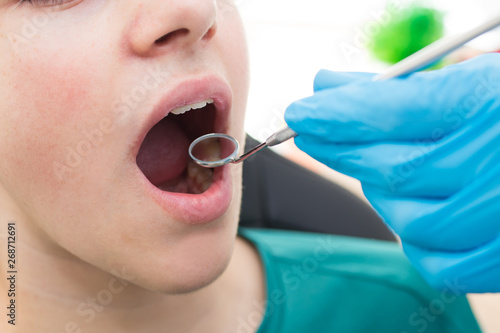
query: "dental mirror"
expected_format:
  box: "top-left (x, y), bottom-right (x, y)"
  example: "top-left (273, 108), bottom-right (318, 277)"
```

top-left (189, 13), bottom-right (500, 168)
top-left (189, 127), bottom-right (297, 168)
top-left (189, 133), bottom-right (240, 168)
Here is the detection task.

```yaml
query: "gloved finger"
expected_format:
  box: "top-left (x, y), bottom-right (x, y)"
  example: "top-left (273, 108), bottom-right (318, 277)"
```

top-left (402, 236), bottom-right (500, 293)
top-left (362, 163), bottom-right (500, 252)
top-left (313, 70), bottom-right (375, 92)
top-left (293, 136), bottom-right (447, 195)
top-left (292, 118), bottom-right (500, 197)
top-left (286, 54), bottom-right (500, 143)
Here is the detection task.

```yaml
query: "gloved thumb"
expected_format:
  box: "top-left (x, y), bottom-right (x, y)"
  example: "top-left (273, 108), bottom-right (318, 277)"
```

top-left (313, 70), bottom-right (375, 92)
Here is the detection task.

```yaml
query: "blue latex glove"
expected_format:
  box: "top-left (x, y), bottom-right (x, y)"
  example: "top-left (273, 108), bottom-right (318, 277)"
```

top-left (285, 54), bottom-right (500, 293)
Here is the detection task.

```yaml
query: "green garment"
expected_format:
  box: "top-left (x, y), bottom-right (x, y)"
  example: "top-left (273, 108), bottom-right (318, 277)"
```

top-left (237, 228), bottom-right (482, 333)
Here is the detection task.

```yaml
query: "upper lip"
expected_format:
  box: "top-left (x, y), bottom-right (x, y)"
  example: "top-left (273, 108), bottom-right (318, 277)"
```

top-left (132, 74), bottom-right (233, 158)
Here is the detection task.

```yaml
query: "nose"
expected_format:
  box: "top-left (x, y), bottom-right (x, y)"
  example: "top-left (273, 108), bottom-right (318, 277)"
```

top-left (128, 0), bottom-right (218, 56)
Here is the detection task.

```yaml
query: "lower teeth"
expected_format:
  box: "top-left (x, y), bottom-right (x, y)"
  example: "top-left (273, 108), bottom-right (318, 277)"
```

top-left (187, 139), bottom-right (221, 193)
top-left (156, 161), bottom-right (214, 194)
top-left (156, 139), bottom-right (221, 194)
top-left (187, 160), bottom-right (214, 194)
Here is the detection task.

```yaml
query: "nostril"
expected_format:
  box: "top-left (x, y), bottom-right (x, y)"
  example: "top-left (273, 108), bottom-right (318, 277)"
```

top-left (202, 20), bottom-right (218, 41)
top-left (155, 28), bottom-right (189, 45)
top-left (202, 24), bottom-right (217, 41)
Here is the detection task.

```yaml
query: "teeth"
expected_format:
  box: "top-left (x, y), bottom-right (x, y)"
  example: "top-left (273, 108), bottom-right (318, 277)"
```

top-left (170, 99), bottom-right (214, 115)
top-left (157, 176), bottom-right (189, 193)
top-left (187, 160), bottom-right (214, 194)
top-left (193, 136), bottom-right (222, 162)
top-left (156, 162), bottom-right (214, 194)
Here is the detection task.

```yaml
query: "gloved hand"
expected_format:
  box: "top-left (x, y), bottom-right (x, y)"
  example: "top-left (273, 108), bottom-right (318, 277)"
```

top-left (285, 53), bottom-right (500, 293)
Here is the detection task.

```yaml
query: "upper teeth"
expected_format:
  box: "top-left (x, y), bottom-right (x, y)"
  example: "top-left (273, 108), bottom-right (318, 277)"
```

top-left (170, 99), bottom-right (214, 115)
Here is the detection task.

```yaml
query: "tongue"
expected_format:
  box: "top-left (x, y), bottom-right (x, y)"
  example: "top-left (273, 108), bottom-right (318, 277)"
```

top-left (136, 117), bottom-right (190, 185)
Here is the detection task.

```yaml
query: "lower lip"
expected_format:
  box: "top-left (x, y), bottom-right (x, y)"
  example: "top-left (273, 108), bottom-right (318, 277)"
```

top-left (139, 164), bottom-right (233, 225)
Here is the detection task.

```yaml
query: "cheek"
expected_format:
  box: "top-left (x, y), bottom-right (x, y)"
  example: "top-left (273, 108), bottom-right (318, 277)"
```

top-left (0, 42), bottom-right (108, 211)
top-left (218, 11), bottom-right (249, 142)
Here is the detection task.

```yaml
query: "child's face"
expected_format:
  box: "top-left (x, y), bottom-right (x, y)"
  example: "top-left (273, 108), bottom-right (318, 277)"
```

top-left (0, 0), bottom-right (249, 293)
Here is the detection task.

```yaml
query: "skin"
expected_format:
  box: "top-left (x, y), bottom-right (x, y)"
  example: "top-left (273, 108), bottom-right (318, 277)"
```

top-left (0, 0), bottom-right (265, 332)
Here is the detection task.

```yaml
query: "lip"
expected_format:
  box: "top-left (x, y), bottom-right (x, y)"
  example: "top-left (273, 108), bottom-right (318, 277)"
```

top-left (133, 75), bottom-right (232, 157)
top-left (133, 75), bottom-right (234, 225)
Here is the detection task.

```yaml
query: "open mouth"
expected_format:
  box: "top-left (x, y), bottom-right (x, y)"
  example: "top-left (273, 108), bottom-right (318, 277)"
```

top-left (136, 100), bottom-right (219, 194)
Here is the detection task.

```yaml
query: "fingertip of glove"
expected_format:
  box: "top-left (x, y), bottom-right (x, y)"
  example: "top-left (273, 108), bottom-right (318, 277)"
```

top-left (313, 70), bottom-right (376, 92)
top-left (285, 97), bottom-right (312, 121)
top-left (284, 101), bottom-right (306, 134)
top-left (313, 69), bottom-right (335, 92)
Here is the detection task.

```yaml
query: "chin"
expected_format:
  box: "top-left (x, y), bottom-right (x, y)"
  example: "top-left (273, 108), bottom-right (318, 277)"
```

top-left (138, 244), bottom-right (234, 295)
top-left (123, 201), bottom-right (241, 295)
